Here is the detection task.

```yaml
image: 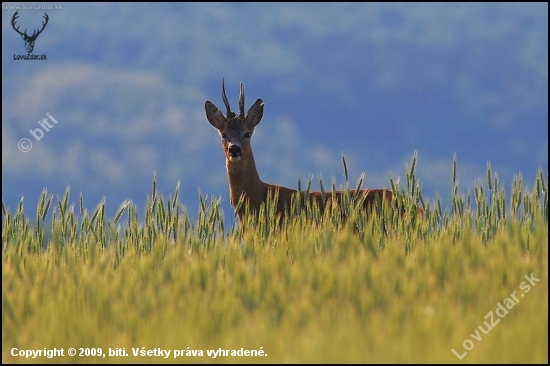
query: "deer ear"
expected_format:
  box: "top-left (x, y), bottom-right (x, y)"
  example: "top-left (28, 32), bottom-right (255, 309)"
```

top-left (246, 98), bottom-right (264, 128)
top-left (205, 101), bottom-right (226, 130)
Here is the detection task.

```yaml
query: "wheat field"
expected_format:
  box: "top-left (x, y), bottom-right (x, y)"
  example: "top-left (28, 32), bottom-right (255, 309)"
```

top-left (2, 156), bottom-right (548, 363)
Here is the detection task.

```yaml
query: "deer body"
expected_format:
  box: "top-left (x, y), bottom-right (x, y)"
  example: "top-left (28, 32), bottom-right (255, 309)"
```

top-left (205, 80), bottom-right (394, 224)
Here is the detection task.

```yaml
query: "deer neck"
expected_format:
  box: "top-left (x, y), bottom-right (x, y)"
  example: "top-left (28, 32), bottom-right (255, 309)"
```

top-left (226, 151), bottom-right (266, 211)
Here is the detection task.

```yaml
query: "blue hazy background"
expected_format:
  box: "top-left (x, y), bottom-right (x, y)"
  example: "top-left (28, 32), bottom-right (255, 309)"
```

top-left (2, 2), bottom-right (548, 226)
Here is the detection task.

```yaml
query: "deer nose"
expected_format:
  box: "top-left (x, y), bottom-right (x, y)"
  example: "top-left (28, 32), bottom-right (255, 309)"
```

top-left (228, 144), bottom-right (242, 157)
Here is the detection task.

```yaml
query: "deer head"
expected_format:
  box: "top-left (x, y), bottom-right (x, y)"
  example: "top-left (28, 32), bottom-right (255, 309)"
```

top-left (11, 11), bottom-right (49, 54)
top-left (205, 80), bottom-right (264, 164)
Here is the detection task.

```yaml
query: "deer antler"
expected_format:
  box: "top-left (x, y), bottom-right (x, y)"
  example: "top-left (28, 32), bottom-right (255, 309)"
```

top-left (239, 82), bottom-right (245, 118)
top-left (11, 11), bottom-right (49, 39)
top-left (33, 13), bottom-right (49, 39)
top-left (221, 79), bottom-right (235, 119)
top-left (11, 11), bottom-right (26, 37)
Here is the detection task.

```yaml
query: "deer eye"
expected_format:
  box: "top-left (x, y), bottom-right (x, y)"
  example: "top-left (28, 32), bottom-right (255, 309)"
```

top-left (244, 132), bottom-right (252, 139)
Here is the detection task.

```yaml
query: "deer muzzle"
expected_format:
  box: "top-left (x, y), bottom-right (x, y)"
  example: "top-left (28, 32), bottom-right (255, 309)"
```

top-left (228, 144), bottom-right (242, 161)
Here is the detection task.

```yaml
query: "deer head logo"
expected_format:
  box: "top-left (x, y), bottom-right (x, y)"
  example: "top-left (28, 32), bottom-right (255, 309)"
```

top-left (11, 11), bottom-right (49, 54)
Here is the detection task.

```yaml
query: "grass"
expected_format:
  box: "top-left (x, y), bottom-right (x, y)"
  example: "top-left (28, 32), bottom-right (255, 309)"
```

top-left (2, 155), bottom-right (548, 363)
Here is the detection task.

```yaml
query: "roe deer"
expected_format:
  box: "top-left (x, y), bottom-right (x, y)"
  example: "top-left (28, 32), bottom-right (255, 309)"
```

top-left (205, 80), bottom-right (416, 225)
